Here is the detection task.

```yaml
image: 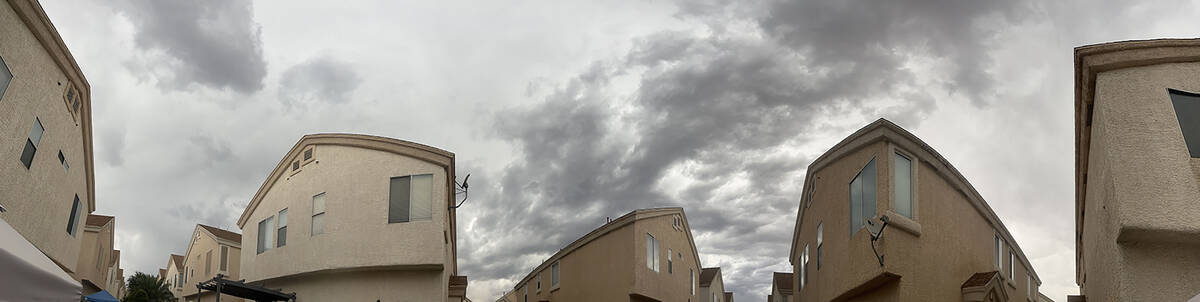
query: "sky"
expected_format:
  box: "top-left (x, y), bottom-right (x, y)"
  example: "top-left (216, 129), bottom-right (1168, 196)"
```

top-left (34, 0), bottom-right (1200, 300)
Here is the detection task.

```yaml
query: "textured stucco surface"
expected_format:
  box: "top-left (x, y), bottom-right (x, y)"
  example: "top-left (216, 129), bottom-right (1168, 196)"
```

top-left (1078, 50), bottom-right (1200, 301)
top-left (77, 219), bottom-right (114, 293)
top-left (239, 139), bottom-right (457, 300)
top-left (0, 0), bottom-right (91, 276)
top-left (792, 123), bottom-right (1042, 302)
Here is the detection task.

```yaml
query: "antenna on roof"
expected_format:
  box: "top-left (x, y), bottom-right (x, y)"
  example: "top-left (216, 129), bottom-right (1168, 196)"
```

top-left (450, 174), bottom-right (470, 209)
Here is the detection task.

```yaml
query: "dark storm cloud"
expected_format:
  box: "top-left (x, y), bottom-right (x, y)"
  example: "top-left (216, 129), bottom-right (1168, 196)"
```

top-left (279, 55), bottom-right (362, 106)
top-left (116, 0), bottom-right (267, 93)
top-left (464, 0), bottom-right (1034, 299)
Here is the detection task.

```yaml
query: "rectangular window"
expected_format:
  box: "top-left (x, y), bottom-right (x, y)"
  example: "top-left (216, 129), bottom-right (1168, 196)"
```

top-left (219, 246), bottom-right (228, 271)
top-left (205, 250), bottom-right (212, 275)
top-left (551, 261), bottom-right (560, 287)
top-left (66, 195), bottom-right (81, 236)
top-left (1027, 274), bottom-right (1032, 296)
top-left (58, 151), bottom-right (68, 173)
top-left (312, 193), bottom-right (326, 235)
top-left (1169, 89), bottom-right (1200, 157)
top-left (690, 268), bottom-right (695, 295)
top-left (817, 223), bottom-right (823, 270)
top-left (277, 209), bottom-right (288, 247)
top-left (1010, 252), bottom-right (1016, 279)
top-left (257, 216), bottom-right (274, 254)
top-left (645, 233), bottom-right (659, 272)
top-left (804, 244), bottom-right (810, 286)
top-left (21, 118), bottom-right (44, 169)
top-left (849, 158), bottom-right (877, 236)
top-left (798, 249), bottom-right (805, 291)
top-left (0, 55), bottom-right (11, 102)
top-left (995, 235), bottom-right (1002, 269)
top-left (537, 274), bottom-right (541, 291)
top-left (894, 152), bottom-right (912, 218)
top-left (388, 174), bottom-right (434, 223)
top-left (668, 248), bottom-right (673, 274)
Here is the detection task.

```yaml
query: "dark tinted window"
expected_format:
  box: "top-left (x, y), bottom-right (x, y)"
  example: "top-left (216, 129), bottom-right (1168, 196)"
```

top-left (0, 56), bottom-right (11, 102)
top-left (67, 195), bottom-right (80, 235)
top-left (849, 158), bottom-right (876, 236)
top-left (1169, 89), bottom-right (1200, 158)
top-left (304, 149), bottom-right (312, 160)
top-left (389, 176), bottom-right (412, 223)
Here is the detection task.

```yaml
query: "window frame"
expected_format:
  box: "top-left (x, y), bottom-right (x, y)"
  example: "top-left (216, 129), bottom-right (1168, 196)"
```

top-left (890, 148), bottom-right (917, 219)
top-left (645, 233), bottom-right (659, 272)
top-left (995, 234), bottom-right (1003, 270)
top-left (1168, 88), bottom-right (1200, 158)
top-left (66, 195), bottom-right (81, 236)
top-left (219, 246), bottom-right (228, 272)
top-left (0, 55), bottom-right (11, 103)
top-left (257, 216), bottom-right (275, 254)
top-left (388, 174), bottom-right (434, 223)
top-left (551, 261), bottom-right (560, 289)
top-left (849, 157), bottom-right (877, 237)
top-left (312, 192), bottom-right (326, 236)
top-left (816, 222), bottom-right (823, 270)
top-left (277, 208), bottom-right (288, 247)
top-left (21, 118), bottom-right (44, 169)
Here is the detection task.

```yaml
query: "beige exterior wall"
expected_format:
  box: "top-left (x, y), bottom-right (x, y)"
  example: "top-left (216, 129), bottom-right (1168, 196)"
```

top-left (791, 120), bottom-right (1042, 302)
top-left (0, 0), bottom-right (94, 277)
top-left (165, 256), bottom-right (186, 300)
top-left (77, 219), bottom-right (114, 293)
top-left (181, 227), bottom-right (243, 302)
top-left (501, 208), bottom-right (701, 302)
top-left (699, 271), bottom-right (727, 302)
top-left (1075, 39), bottom-right (1200, 301)
top-left (238, 135), bottom-right (460, 301)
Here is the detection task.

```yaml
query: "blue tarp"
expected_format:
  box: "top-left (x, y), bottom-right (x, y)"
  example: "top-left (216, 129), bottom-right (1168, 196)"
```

top-left (84, 290), bottom-right (120, 302)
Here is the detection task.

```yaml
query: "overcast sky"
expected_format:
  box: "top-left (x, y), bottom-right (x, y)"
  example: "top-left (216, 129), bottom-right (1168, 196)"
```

top-left (36, 0), bottom-right (1200, 300)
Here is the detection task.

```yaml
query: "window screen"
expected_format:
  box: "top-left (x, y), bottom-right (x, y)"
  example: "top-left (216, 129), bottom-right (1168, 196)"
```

top-left (205, 250), bottom-right (212, 275)
top-left (277, 209), bottom-right (288, 247)
top-left (646, 233), bottom-right (659, 272)
top-left (220, 246), bottom-right (228, 271)
top-left (312, 193), bottom-right (326, 235)
top-left (894, 153), bottom-right (912, 218)
top-left (257, 216), bottom-right (274, 254)
top-left (389, 174), bottom-right (434, 223)
top-left (849, 158), bottom-right (876, 236)
top-left (1169, 89), bottom-right (1200, 158)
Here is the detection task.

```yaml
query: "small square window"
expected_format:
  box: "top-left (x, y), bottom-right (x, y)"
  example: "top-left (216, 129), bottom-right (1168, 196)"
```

top-left (292, 161), bottom-right (299, 171)
top-left (304, 149), bottom-right (313, 160)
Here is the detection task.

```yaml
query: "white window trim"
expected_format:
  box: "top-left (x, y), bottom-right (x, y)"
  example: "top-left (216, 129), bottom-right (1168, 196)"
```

top-left (551, 261), bottom-right (560, 290)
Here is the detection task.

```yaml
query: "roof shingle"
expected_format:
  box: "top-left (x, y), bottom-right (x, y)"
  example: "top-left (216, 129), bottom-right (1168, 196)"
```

top-left (199, 224), bottom-right (242, 242)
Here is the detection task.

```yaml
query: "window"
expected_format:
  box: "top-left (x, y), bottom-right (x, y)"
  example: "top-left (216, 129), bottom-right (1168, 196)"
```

top-left (552, 261), bottom-right (560, 287)
top-left (219, 246), bottom-right (228, 271)
top-left (312, 193), bottom-right (326, 235)
top-left (537, 273), bottom-right (541, 291)
top-left (292, 161), bottom-right (299, 171)
top-left (1027, 274), bottom-right (1032, 297)
top-left (0, 55), bottom-right (10, 102)
top-left (668, 248), bottom-right (673, 274)
top-left (21, 118), bottom-right (44, 169)
top-left (645, 233), bottom-right (659, 272)
top-left (303, 148), bottom-right (313, 160)
top-left (894, 152), bottom-right (912, 218)
top-left (205, 250), bottom-right (212, 275)
top-left (995, 235), bottom-right (1003, 269)
top-left (1169, 89), bottom-right (1200, 157)
top-left (690, 268), bottom-right (695, 295)
top-left (388, 174), bottom-right (433, 223)
top-left (1009, 252), bottom-right (1016, 279)
top-left (257, 216), bottom-right (274, 254)
top-left (66, 195), bottom-right (81, 236)
top-left (849, 158), bottom-right (877, 236)
top-left (277, 209), bottom-right (288, 247)
top-left (816, 223), bottom-right (823, 270)
top-left (804, 244), bottom-right (810, 286)
top-left (58, 151), bottom-right (68, 173)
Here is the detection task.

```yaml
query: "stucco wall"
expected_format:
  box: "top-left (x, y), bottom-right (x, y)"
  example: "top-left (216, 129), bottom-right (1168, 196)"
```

top-left (700, 272), bottom-right (726, 302)
top-left (77, 221), bottom-right (113, 291)
top-left (165, 258), bottom-right (185, 299)
top-left (239, 142), bottom-right (454, 299)
top-left (633, 211), bottom-right (702, 301)
top-left (1081, 60), bottom-right (1200, 301)
top-left (0, 0), bottom-right (90, 275)
top-left (793, 134), bottom-right (1042, 301)
top-left (262, 269), bottom-right (442, 302)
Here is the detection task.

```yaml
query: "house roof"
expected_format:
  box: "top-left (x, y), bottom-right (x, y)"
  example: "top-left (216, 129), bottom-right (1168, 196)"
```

top-left (508, 207), bottom-right (701, 292)
top-left (1072, 38), bottom-right (1200, 283)
top-left (170, 254), bottom-right (184, 270)
top-left (159, 268), bottom-right (166, 279)
top-left (199, 224), bottom-right (242, 243)
top-left (773, 272), bottom-right (793, 294)
top-left (961, 271), bottom-right (1000, 288)
top-left (790, 118), bottom-right (1043, 283)
top-left (699, 267), bottom-right (720, 287)
top-left (85, 214), bottom-right (113, 227)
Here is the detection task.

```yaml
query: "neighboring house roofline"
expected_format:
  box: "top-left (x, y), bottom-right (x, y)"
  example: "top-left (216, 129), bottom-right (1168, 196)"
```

top-left (182, 224), bottom-right (242, 269)
top-left (1072, 38), bottom-right (1200, 284)
top-left (234, 133), bottom-right (459, 274)
top-left (508, 207), bottom-right (701, 292)
top-left (6, 0), bottom-right (96, 213)
top-left (789, 118), bottom-right (1043, 283)
top-left (773, 272), bottom-right (793, 295)
top-left (169, 254), bottom-right (184, 270)
top-left (699, 267), bottom-right (720, 287)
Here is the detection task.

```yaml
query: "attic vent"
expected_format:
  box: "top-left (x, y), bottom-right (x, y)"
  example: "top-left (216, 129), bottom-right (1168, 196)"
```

top-left (304, 149), bottom-right (313, 160)
top-left (292, 161), bottom-right (299, 171)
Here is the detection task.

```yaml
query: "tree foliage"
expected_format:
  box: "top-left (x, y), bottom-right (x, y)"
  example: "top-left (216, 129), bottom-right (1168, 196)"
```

top-left (122, 272), bottom-right (176, 302)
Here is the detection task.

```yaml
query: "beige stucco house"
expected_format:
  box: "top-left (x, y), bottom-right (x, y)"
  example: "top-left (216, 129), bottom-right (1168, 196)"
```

top-left (768, 272), bottom-right (792, 302)
top-left (237, 133), bottom-right (468, 301)
top-left (165, 254), bottom-right (186, 299)
top-left (0, 0), bottom-right (95, 279)
top-left (790, 119), bottom-right (1048, 302)
top-left (179, 224), bottom-right (243, 302)
top-left (498, 207), bottom-right (705, 302)
top-left (1072, 38), bottom-right (1200, 301)
top-left (77, 214), bottom-right (115, 294)
top-left (699, 267), bottom-right (730, 302)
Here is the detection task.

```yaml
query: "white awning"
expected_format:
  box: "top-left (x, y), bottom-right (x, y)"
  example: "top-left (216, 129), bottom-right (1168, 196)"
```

top-left (0, 218), bottom-right (81, 301)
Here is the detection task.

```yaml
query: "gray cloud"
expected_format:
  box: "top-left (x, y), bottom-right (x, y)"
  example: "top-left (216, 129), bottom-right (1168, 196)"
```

top-left (462, 0), bottom-right (1034, 300)
top-left (116, 0), bottom-right (267, 93)
top-left (279, 55), bottom-right (362, 107)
